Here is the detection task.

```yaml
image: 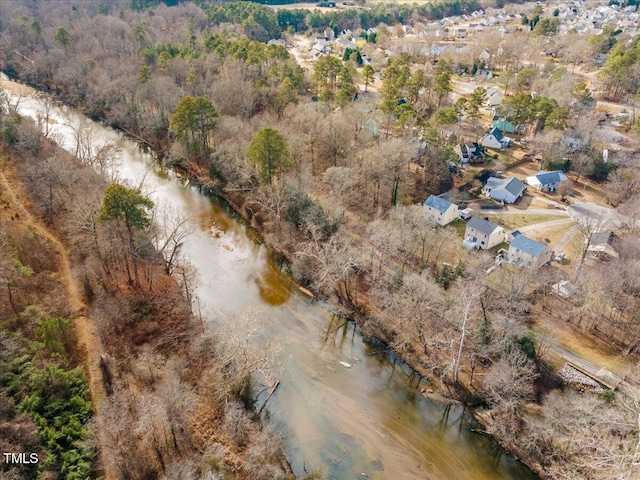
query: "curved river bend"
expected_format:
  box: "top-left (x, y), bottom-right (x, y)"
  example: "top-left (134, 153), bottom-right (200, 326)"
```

top-left (2, 76), bottom-right (536, 480)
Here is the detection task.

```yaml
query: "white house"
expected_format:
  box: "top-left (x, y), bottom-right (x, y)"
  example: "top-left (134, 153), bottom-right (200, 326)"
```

top-left (483, 176), bottom-right (526, 204)
top-left (463, 216), bottom-right (504, 250)
top-left (423, 195), bottom-right (459, 226)
top-left (481, 127), bottom-right (513, 150)
top-left (507, 234), bottom-right (552, 267)
top-left (525, 170), bottom-right (568, 192)
top-left (455, 142), bottom-right (485, 164)
top-left (551, 279), bottom-right (577, 299)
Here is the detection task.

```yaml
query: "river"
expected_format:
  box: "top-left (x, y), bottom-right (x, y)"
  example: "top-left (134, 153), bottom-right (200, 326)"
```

top-left (2, 75), bottom-right (536, 480)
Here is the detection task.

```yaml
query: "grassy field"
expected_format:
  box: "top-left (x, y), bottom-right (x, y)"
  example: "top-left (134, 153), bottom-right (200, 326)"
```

top-left (525, 223), bottom-right (573, 247)
top-left (485, 213), bottom-right (561, 231)
top-left (448, 218), bottom-right (467, 238)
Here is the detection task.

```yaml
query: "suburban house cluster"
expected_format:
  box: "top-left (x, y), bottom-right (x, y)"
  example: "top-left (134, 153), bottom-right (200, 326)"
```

top-left (423, 183), bottom-right (561, 268)
top-left (417, 1), bottom-right (639, 44)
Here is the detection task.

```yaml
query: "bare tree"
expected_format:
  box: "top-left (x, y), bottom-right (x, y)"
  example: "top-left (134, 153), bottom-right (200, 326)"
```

top-left (152, 203), bottom-right (193, 275)
top-left (485, 348), bottom-right (539, 412)
top-left (297, 233), bottom-right (361, 307)
top-left (538, 389), bottom-right (640, 480)
top-left (377, 273), bottom-right (446, 357)
top-left (36, 94), bottom-right (56, 139)
top-left (173, 259), bottom-right (196, 312)
top-left (575, 213), bottom-right (608, 275)
top-left (207, 309), bottom-right (284, 409)
top-left (93, 144), bottom-right (122, 182)
top-left (1, 90), bottom-right (26, 116)
top-left (451, 282), bottom-right (482, 384)
top-left (155, 368), bottom-right (198, 454)
top-left (250, 185), bottom-right (287, 235)
top-left (70, 120), bottom-right (95, 165)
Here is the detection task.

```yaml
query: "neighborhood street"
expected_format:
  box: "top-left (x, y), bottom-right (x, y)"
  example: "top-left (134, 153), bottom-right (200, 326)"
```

top-left (568, 202), bottom-right (625, 229)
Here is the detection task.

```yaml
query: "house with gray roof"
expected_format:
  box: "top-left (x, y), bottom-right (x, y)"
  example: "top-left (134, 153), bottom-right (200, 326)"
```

top-left (483, 176), bottom-right (525, 204)
top-left (463, 216), bottom-right (504, 250)
top-left (423, 195), bottom-right (459, 226)
top-left (587, 231), bottom-right (619, 259)
top-left (507, 234), bottom-right (552, 267)
top-left (525, 170), bottom-right (568, 192)
top-left (485, 87), bottom-right (503, 108)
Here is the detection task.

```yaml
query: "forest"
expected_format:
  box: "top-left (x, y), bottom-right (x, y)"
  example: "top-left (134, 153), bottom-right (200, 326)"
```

top-left (1, 0), bottom-right (640, 479)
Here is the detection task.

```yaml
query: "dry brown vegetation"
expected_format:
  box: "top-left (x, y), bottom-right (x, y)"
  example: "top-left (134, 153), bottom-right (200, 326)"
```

top-left (0, 121), bottom-right (295, 479)
top-left (1, 1), bottom-right (640, 479)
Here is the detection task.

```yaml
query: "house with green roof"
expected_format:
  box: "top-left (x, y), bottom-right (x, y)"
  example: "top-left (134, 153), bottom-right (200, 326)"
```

top-left (491, 117), bottom-right (517, 134)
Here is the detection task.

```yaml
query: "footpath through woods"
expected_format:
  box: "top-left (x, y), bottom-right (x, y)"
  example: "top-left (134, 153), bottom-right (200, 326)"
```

top-left (0, 155), bottom-right (106, 400)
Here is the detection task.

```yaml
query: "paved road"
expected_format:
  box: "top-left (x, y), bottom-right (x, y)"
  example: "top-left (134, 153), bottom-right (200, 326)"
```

top-left (554, 345), bottom-right (622, 390)
top-left (567, 202), bottom-right (624, 229)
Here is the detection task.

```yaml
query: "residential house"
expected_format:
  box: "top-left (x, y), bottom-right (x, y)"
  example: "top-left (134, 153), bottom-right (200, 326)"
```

top-left (312, 39), bottom-right (331, 55)
top-left (587, 231), bottom-right (619, 259)
top-left (552, 279), bottom-right (578, 299)
top-left (507, 233), bottom-right (552, 267)
top-left (455, 142), bottom-right (485, 164)
top-left (491, 117), bottom-right (517, 134)
top-left (561, 132), bottom-right (586, 153)
top-left (481, 127), bottom-right (513, 150)
top-left (475, 69), bottom-right (493, 80)
top-left (525, 170), bottom-right (568, 192)
top-left (483, 176), bottom-right (526, 204)
top-left (423, 195), bottom-right (459, 226)
top-left (463, 216), bottom-right (504, 250)
top-left (486, 87), bottom-right (503, 108)
top-left (337, 37), bottom-right (357, 50)
top-left (454, 27), bottom-right (467, 38)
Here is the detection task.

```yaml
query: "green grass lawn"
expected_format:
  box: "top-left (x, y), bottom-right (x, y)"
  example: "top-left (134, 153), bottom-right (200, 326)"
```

top-left (485, 213), bottom-right (560, 231)
top-left (490, 241), bottom-right (509, 252)
top-left (448, 218), bottom-right (467, 238)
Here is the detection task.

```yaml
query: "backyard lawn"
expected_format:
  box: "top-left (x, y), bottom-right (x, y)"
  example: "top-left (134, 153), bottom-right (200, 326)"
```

top-left (485, 213), bottom-right (562, 231)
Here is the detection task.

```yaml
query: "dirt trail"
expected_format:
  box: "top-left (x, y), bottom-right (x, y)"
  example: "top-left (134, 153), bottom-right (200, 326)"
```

top-left (0, 156), bottom-right (106, 402)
